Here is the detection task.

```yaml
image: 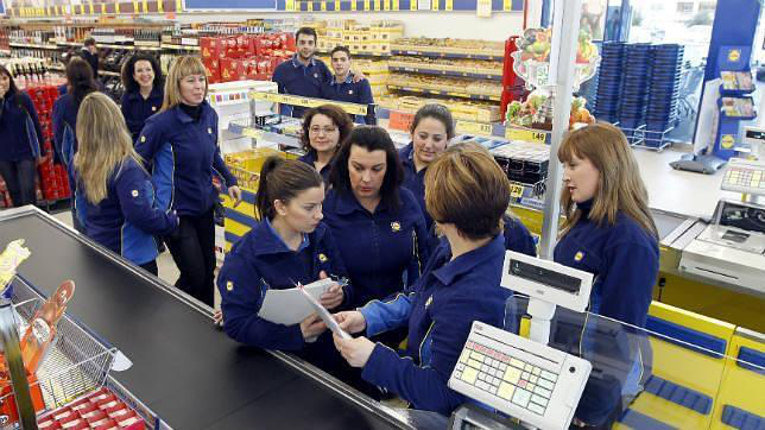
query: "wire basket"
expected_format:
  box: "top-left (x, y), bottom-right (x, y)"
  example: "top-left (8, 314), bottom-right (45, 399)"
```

top-left (0, 279), bottom-right (116, 427)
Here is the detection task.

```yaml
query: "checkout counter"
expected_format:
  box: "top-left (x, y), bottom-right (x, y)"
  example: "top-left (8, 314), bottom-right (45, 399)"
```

top-left (0, 206), bottom-right (419, 430)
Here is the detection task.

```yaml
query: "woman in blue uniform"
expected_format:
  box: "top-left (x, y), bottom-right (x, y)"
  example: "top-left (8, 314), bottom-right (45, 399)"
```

top-left (53, 57), bottom-right (99, 232)
top-left (298, 104), bottom-right (353, 183)
top-left (0, 64), bottom-right (43, 208)
top-left (400, 104), bottom-right (536, 256)
top-left (324, 126), bottom-right (430, 309)
top-left (136, 56), bottom-right (241, 307)
top-left (554, 123), bottom-right (659, 428)
top-left (331, 142), bottom-right (513, 416)
top-left (217, 157), bottom-right (350, 368)
top-left (120, 54), bottom-right (163, 142)
top-left (73, 93), bottom-right (177, 275)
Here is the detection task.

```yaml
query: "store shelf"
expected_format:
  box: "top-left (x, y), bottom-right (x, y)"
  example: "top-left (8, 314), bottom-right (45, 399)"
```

top-left (96, 43), bottom-right (136, 50)
top-left (389, 65), bottom-right (502, 81)
top-left (249, 90), bottom-right (369, 115)
top-left (10, 42), bottom-right (59, 50)
top-left (162, 44), bottom-right (201, 51)
top-left (98, 70), bottom-right (121, 77)
top-left (390, 48), bottom-right (503, 61)
top-left (317, 50), bottom-right (390, 58)
top-left (0, 49), bottom-right (11, 55)
top-left (226, 122), bottom-right (301, 149)
top-left (387, 84), bottom-right (501, 102)
top-left (49, 64), bottom-right (65, 72)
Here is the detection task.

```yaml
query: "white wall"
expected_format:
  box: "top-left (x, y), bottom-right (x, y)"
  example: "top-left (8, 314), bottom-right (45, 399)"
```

top-left (178, 8), bottom-right (537, 40)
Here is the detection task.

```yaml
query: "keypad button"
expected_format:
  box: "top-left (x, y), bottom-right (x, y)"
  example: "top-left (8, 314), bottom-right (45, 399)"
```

top-left (531, 394), bottom-right (549, 407)
top-left (471, 351), bottom-right (485, 362)
top-left (528, 402), bottom-right (545, 415)
top-left (512, 388), bottom-right (532, 407)
top-left (534, 386), bottom-right (552, 398)
top-left (498, 382), bottom-right (515, 400)
top-left (524, 364), bottom-right (533, 372)
top-left (482, 364), bottom-right (490, 373)
top-left (457, 363), bottom-right (466, 371)
top-left (518, 380), bottom-right (527, 389)
top-left (459, 349), bottom-right (470, 364)
top-left (527, 383), bottom-right (536, 392)
top-left (522, 372), bottom-right (530, 380)
top-left (504, 367), bottom-right (521, 384)
top-left (530, 376), bottom-right (538, 384)
top-left (499, 363), bottom-right (508, 371)
top-left (478, 373), bottom-right (486, 381)
top-left (537, 378), bottom-right (554, 391)
top-left (510, 358), bottom-right (525, 369)
top-left (461, 367), bottom-right (478, 384)
top-left (541, 370), bottom-right (558, 382)
top-left (468, 359), bottom-right (482, 369)
top-left (532, 368), bottom-right (541, 376)
top-left (490, 386), bottom-right (498, 395)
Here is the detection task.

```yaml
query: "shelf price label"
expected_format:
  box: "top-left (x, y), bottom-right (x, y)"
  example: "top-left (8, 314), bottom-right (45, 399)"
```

top-left (510, 183), bottom-right (525, 199)
top-left (505, 127), bottom-right (549, 144)
top-left (242, 128), bottom-right (264, 140)
top-left (456, 120), bottom-right (493, 137)
top-left (334, 0), bottom-right (340, 10)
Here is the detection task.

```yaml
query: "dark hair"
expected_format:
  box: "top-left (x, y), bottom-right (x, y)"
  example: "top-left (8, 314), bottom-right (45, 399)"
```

top-left (0, 65), bottom-right (19, 97)
top-left (256, 156), bottom-right (323, 221)
top-left (66, 57), bottom-right (98, 106)
top-left (121, 54), bottom-right (163, 93)
top-left (425, 142), bottom-right (510, 241)
top-left (83, 37), bottom-right (96, 47)
top-left (330, 45), bottom-right (351, 59)
top-left (295, 27), bottom-right (318, 42)
top-left (329, 126), bottom-right (403, 212)
top-left (411, 103), bottom-right (456, 140)
top-left (301, 104), bottom-right (354, 153)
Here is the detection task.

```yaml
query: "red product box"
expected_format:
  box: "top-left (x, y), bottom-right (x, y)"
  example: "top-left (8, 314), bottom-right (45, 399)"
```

top-left (203, 58), bottom-right (221, 83)
top-left (92, 419), bottom-right (118, 430)
top-left (200, 37), bottom-right (222, 60)
top-left (220, 58), bottom-right (245, 82)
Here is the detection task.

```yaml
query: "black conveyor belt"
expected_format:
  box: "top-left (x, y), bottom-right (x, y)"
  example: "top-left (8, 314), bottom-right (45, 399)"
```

top-left (0, 209), bottom-right (407, 430)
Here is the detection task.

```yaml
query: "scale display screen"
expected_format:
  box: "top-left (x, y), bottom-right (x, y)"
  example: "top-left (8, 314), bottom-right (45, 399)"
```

top-left (722, 230), bottom-right (750, 243)
top-left (719, 202), bottom-right (765, 234)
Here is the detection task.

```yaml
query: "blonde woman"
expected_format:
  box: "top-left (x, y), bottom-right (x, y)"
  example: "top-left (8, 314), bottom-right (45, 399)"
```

top-left (74, 93), bottom-right (178, 275)
top-left (554, 123), bottom-right (659, 428)
top-left (135, 56), bottom-right (241, 306)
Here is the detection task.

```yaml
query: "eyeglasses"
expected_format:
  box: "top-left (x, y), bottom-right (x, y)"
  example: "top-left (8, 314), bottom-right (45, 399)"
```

top-left (309, 126), bottom-right (338, 135)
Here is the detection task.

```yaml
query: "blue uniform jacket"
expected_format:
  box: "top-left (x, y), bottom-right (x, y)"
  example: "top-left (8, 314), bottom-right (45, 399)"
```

top-left (322, 188), bottom-right (430, 308)
top-left (0, 91), bottom-right (42, 162)
top-left (321, 73), bottom-right (376, 125)
top-left (52, 93), bottom-right (80, 167)
top-left (398, 143), bottom-right (430, 229)
top-left (217, 221), bottom-right (353, 351)
top-left (553, 200), bottom-right (659, 425)
top-left (76, 158), bottom-right (178, 265)
top-left (359, 234), bottom-right (511, 416)
top-left (553, 200), bottom-right (659, 327)
top-left (135, 102), bottom-right (238, 217)
top-left (120, 87), bottom-right (163, 142)
top-left (272, 55), bottom-right (333, 118)
top-left (502, 215), bottom-right (537, 257)
top-left (297, 150), bottom-right (331, 184)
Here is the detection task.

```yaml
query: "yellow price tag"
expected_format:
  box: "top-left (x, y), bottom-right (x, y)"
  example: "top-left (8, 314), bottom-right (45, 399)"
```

top-left (503, 0), bottom-right (511, 10)
top-left (432, 0), bottom-right (438, 10)
top-left (363, 0), bottom-right (370, 9)
top-left (142, 0), bottom-right (148, 12)
top-left (100, 3), bottom-right (106, 14)
top-left (176, 0), bottom-right (182, 11)
top-left (334, 0), bottom-right (340, 10)
top-left (307, 1), bottom-right (313, 11)
top-left (115, 2), bottom-right (120, 13)
top-left (350, 0), bottom-right (356, 10)
top-left (242, 128), bottom-right (263, 139)
top-left (445, 0), bottom-right (452, 10)
top-left (510, 183), bottom-right (525, 198)
top-left (393, 0), bottom-right (399, 9)
top-left (320, 1), bottom-right (326, 10)
top-left (285, 0), bottom-right (294, 10)
top-left (132, 0), bottom-right (139, 12)
top-left (505, 127), bottom-right (548, 144)
top-left (158, 0), bottom-right (164, 12)
top-left (456, 120), bottom-right (493, 136)
top-left (88, 1), bottom-right (94, 14)
top-left (410, 0), bottom-right (417, 10)
top-left (375, 0), bottom-right (381, 9)
top-left (384, 0), bottom-right (390, 10)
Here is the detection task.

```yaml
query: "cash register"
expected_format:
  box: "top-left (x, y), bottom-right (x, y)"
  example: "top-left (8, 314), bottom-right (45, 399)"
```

top-left (447, 252), bottom-right (595, 430)
top-left (680, 155), bottom-right (765, 295)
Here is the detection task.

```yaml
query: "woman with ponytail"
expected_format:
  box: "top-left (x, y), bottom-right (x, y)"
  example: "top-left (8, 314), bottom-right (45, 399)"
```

top-left (53, 57), bottom-right (100, 231)
top-left (217, 156), bottom-right (353, 367)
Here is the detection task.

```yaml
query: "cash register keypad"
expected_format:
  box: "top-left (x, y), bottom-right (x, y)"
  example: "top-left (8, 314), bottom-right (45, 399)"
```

top-left (451, 340), bottom-right (558, 416)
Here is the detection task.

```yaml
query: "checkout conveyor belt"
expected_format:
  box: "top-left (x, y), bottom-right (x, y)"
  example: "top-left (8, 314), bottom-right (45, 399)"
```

top-left (0, 207), bottom-right (411, 430)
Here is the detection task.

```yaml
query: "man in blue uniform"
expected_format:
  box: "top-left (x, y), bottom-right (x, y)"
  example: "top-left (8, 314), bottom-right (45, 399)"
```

top-left (272, 27), bottom-right (333, 119)
top-left (322, 46), bottom-right (376, 125)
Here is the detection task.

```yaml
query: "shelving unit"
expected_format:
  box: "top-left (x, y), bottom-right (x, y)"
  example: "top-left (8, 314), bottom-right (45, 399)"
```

top-left (387, 84), bottom-right (501, 102)
top-left (388, 64), bottom-right (502, 81)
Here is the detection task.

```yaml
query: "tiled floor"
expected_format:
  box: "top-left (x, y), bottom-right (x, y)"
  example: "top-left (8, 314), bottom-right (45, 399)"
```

top-left (50, 210), bottom-right (221, 309)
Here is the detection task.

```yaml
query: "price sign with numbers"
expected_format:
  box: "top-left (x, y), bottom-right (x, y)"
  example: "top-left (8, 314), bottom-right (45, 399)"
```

top-left (505, 127), bottom-right (549, 144)
top-left (456, 120), bottom-right (493, 137)
top-left (510, 183), bottom-right (525, 198)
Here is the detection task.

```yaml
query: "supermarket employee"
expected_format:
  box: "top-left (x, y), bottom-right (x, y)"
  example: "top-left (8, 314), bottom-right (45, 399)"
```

top-left (218, 157), bottom-right (352, 368)
top-left (272, 27), bottom-right (333, 119)
top-left (323, 126), bottom-right (430, 308)
top-left (554, 123), bottom-right (659, 428)
top-left (322, 46), bottom-right (376, 125)
top-left (332, 143), bottom-right (512, 416)
top-left (400, 104), bottom-right (536, 256)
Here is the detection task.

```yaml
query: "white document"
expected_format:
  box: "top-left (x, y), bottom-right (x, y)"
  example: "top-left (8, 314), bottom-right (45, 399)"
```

top-left (299, 287), bottom-right (352, 340)
top-left (257, 279), bottom-right (334, 325)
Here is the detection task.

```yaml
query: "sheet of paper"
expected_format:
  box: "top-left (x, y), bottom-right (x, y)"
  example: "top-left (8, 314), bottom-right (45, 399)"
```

top-left (257, 279), bottom-right (333, 325)
top-left (299, 286), bottom-right (351, 339)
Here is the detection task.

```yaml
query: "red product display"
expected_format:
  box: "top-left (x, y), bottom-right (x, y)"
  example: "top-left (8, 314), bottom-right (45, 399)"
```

top-left (199, 33), bottom-right (294, 84)
top-left (38, 387), bottom-right (147, 430)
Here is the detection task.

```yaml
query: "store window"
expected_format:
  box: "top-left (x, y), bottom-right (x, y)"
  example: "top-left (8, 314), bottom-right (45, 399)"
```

top-left (627, 0), bottom-right (718, 144)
